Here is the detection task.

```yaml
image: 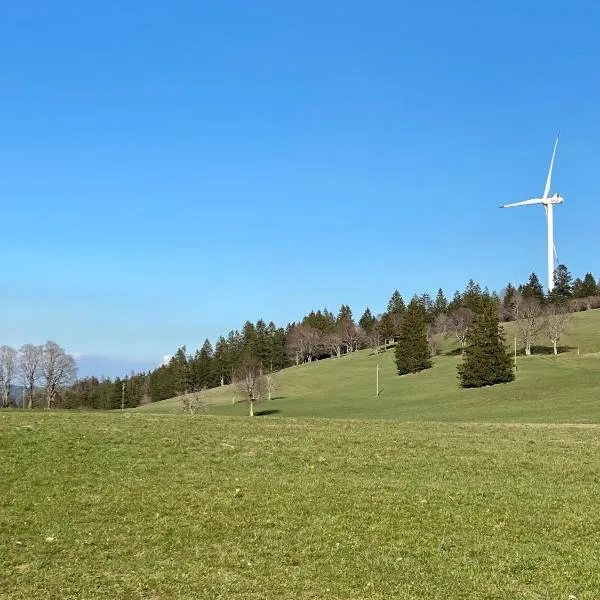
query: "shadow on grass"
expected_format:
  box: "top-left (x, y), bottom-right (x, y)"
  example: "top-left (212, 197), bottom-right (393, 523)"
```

top-left (255, 409), bottom-right (281, 417)
top-left (519, 345), bottom-right (576, 356)
top-left (445, 348), bottom-right (464, 357)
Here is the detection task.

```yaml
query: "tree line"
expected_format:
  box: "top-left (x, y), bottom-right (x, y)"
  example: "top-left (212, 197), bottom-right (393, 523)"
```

top-left (393, 265), bottom-right (597, 388)
top-left (0, 342), bottom-right (77, 409)
top-left (2, 265), bottom-right (598, 409)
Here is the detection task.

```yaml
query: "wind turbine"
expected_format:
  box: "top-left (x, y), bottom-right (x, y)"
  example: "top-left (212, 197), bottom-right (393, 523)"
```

top-left (501, 134), bottom-right (563, 292)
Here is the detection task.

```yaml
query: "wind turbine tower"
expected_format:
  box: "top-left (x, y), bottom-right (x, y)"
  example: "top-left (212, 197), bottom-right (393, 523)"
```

top-left (501, 135), bottom-right (564, 293)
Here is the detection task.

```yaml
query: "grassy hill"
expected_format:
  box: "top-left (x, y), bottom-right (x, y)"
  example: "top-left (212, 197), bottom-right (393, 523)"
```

top-left (136, 309), bottom-right (600, 422)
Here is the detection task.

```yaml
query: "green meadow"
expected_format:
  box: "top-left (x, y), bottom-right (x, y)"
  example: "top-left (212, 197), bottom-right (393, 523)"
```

top-left (2, 309), bottom-right (600, 599)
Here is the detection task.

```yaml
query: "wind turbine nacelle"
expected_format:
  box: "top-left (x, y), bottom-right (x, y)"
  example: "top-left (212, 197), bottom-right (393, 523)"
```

top-left (548, 193), bottom-right (564, 204)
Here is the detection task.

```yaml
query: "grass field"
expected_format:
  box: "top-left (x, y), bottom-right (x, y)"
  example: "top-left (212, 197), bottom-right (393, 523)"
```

top-left (2, 412), bottom-right (600, 599)
top-left (137, 309), bottom-right (600, 422)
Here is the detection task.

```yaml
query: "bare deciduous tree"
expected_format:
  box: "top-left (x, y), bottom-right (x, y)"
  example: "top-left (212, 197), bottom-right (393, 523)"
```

top-left (181, 390), bottom-right (208, 414)
top-left (287, 324), bottom-right (321, 364)
top-left (0, 346), bottom-right (17, 407)
top-left (338, 319), bottom-right (359, 354)
top-left (40, 341), bottom-right (78, 409)
top-left (433, 312), bottom-right (449, 336)
top-left (426, 325), bottom-right (441, 356)
top-left (19, 344), bottom-right (43, 409)
top-left (543, 306), bottom-right (571, 355)
top-left (234, 359), bottom-right (266, 417)
top-left (517, 298), bottom-right (543, 356)
top-left (265, 371), bottom-right (277, 401)
top-left (365, 326), bottom-right (382, 355)
top-left (447, 308), bottom-right (475, 355)
top-left (324, 331), bottom-right (343, 358)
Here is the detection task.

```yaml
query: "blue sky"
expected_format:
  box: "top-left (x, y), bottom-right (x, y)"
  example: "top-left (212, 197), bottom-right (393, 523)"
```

top-left (2, 1), bottom-right (599, 375)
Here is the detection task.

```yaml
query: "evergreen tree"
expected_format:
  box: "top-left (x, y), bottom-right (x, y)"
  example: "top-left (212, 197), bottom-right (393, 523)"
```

top-left (433, 288), bottom-right (448, 316)
top-left (521, 272), bottom-right (545, 303)
top-left (394, 298), bottom-right (432, 375)
top-left (266, 323), bottom-right (287, 371)
top-left (573, 272), bottom-right (598, 298)
top-left (462, 279), bottom-right (484, 313)
top-left (448, 290), bottom-right (463, 312)
top-left (386, 291), bottom-right (406, 315)
top-left (378, 313), bottom-right (394, 347)
top-left (194, 339), bottom-right (214, 389)
top-left (358, 307), bottom-right (377, 334)
top-left (212, 336), bottom-right (228, 385)
top-left (549, 264), bottom-right (573, 304)
top-left (171, 346), bottom-right (191, 394)
top-left (457, 305), bottom-right (514, 388)
top-left (417, 293), bottom-right (435, 323)
top-left (502, 283), bottom-right (518, 320)
top-left (336, 304), bottom-right (353, 324)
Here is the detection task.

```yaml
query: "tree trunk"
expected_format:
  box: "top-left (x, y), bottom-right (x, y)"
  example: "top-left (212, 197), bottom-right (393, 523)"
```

top-left (525, 342), bottom-right (531, 356)
top-left (249, 400), bottom-right (254, 417)
top-left (553, 340), bottom-right (558, 355)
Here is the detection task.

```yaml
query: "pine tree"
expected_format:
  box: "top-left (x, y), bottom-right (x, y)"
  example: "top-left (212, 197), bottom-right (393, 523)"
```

top-left (171, 346), bottom-right (190, 394)
top-left (394, 298), bottom-right (432, 375)
top-left (573, 272), bottom-right (598, 298)
top-left (417, 293), bottom-right (435, 323)
top-left (457, 305), bottom-right (514, 388)
top-left (194, 339), bottom-right (214, 390)
top-left (521, 272), bottom-right (545, 303)
top-left (359, 307), bottom-right (376, 334)
top-left (433, 288), bottom-right (448, 316)
top-left (387, 290), bottom-right (406, 315)
top-left (502, 283), bottom-right (518, 320)
top-left (549, 264), bottom-right (573, 304)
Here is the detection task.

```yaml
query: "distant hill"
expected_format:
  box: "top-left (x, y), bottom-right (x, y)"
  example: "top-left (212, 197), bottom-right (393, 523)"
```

top-left (135, 308), bottom-right (600, 423)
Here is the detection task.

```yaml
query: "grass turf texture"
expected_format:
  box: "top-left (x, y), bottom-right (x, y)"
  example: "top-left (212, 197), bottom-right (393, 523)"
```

top-left (138, 309), bottom-right (600, 422)
top-left (2, 412), bottom-right (600, 599)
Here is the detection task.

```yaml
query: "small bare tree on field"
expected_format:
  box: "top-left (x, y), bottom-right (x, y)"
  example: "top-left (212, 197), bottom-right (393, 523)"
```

top-left (287, 324), bottom-right (322, 364)
top-left (40, 341), bottom-right (78, 409)
top-left (339, 320), bottom-right (359, 354)
top-left (366, 326), bottom-right (382, 355)
top-left (181, 391), bottom-right (208, 414)
top-left (427, 325), bottom-right (441, 356)
top-left (324, 331), bottom-right (343, 358)
top-left (0, 346), bottom-right (17, 407)
top-left (19, 344), bottom-right (43, 409)
top-left (433, 312), bottom-right (449, 336)
top-left (265, 371), bottom-right (277, 401)
top-left (517, 298), bottom-right (543, 356)
top-left (234, 359), bottom-right (267, 417)
top-left (543, 306), bottom-right (571, 355)
top-left (447, 308), bottom-right (475, 355)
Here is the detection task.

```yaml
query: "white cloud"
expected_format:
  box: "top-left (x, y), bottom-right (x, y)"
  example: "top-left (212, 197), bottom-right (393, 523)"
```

top-left (161, 354), bottom-right (172, 366)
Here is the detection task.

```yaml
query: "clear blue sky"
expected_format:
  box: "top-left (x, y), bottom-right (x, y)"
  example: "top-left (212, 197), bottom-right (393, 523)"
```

top-left (2, 1), bottom-right (599, 374)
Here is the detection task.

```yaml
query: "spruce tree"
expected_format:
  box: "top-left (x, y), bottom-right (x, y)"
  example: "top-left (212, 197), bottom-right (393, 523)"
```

top-left (433, 288), bottom-right (448, 316)
top-left (502, 283), bottom-right (518, 320)
top-left (457, 305), bottom-right (514, 388)
top-left (359, 307), bottom-right (376, 334)
top-left (521, 272), bottom-right (545, 303)
top-left (387, 290), bottom-right (406, 315)
top-left (573, 272), bottom-right (597, 298)
top-left (394, 298), bottom-right (432, 375)
top-left (549, 264), bottom-right (573, 304)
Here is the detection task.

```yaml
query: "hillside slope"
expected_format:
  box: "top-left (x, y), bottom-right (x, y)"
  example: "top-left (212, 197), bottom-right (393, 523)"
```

top-left (135, 309), bottom-right (600, 422)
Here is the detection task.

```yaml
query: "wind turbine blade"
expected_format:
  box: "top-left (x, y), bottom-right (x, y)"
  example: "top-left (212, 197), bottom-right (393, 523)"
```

top-left (543, 133), bottom-right (560, 200)
top-left (501, 198), bottom-right (546, 208)
top-left (553, 242), bottom-right (559, 264)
